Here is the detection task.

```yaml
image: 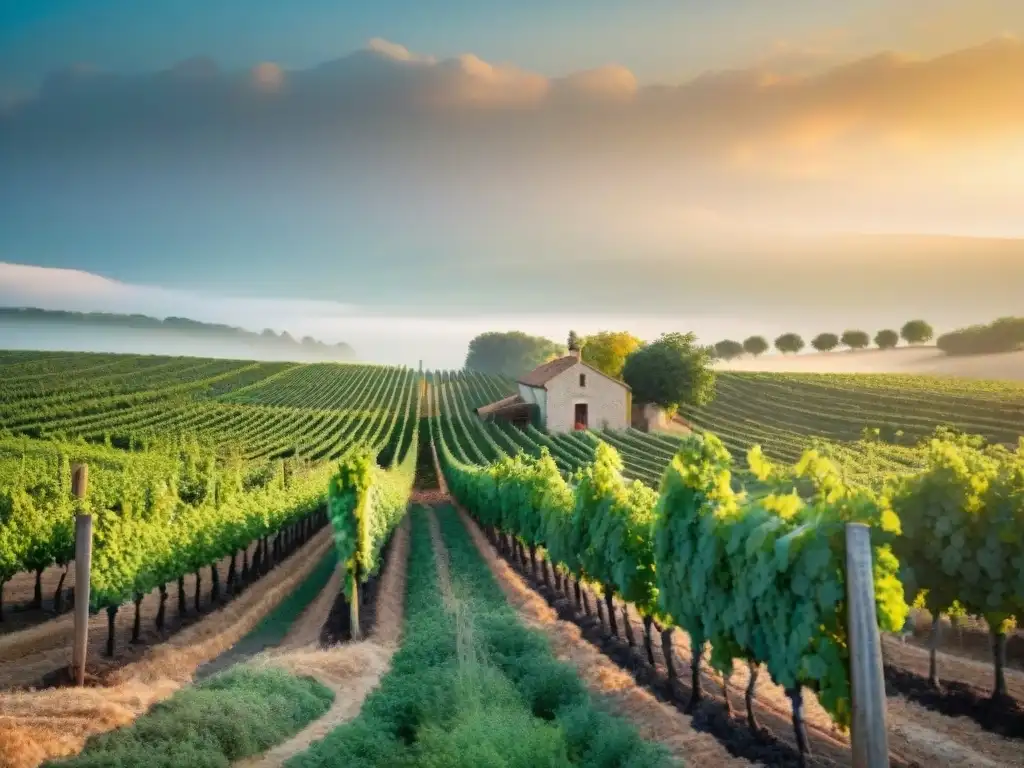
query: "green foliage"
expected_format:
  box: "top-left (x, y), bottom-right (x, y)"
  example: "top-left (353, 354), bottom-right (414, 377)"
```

top-left (937, 316), bottom-right (1024, 356)
top-left (713, 339), bottom-right (745, 361)
top-left (0, 437), bottom-right (329, 613)
top-left (901, 319), bottom-right (935, 345)
top-left (656, 433), bottom-right (906, 728)
top-left (621, 332), bottom-right (716, 414)
top-left (441, 416), bottom-right (912, 730)
top-left (841, 330), bottom-right (871, 350)
top-left (580, 331), bottom-right (644, 379)
top-left (464, 331), bottom-right (566, 378)
top-left (811, 333), bottom-right (839, 352)
top-left (742, 336), bottom-right (769, 357)
top-left (875, 329), bottom-right (900, 349)
top-left (886, 438), bottom-right (1024, 631)
top-left (327, 428), bottom-right (417, 599)
top-left (48, 666), bottom-right (334, 768)
top-left (288, 508), bottom-right (674, 768)
top-left (774, 333), bottom-right (805, 354)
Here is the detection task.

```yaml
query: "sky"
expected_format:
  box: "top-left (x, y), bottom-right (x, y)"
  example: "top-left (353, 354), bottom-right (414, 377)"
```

top-left (1, 1), bottom-right (1023, 366)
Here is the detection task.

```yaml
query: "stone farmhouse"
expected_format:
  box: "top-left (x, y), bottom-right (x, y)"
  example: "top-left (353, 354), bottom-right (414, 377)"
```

top-left (475, 341), bottom-right (631, 434)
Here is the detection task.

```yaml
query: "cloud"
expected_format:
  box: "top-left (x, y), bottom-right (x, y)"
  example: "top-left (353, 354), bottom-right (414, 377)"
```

top-left (365, 37), bottom-right (433, 64)
top-left (1, 36), bottom-right (1022, 248)
top-left (4, 36), bottom-right (1019, 144)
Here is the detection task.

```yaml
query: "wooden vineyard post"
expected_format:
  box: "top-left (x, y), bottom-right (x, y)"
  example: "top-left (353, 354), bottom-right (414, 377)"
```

top-left (349, 564), bottom-right (362, 642)
top-left (845, 523), bottom-right (890, 768)
top-left (71, 464), bottom-right (93, 687)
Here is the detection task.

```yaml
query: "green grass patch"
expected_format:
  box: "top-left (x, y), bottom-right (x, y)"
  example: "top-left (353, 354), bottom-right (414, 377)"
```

top-left (46, 666), bottom-right (334, 768)
top-left (197, 547), bottom-right (339, 679)
top-left (286, 505), bottom-right (676, 768)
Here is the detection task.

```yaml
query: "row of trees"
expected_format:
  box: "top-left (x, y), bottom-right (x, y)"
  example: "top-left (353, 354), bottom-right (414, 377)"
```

top-left (713, 320), bottom-right (934, 360)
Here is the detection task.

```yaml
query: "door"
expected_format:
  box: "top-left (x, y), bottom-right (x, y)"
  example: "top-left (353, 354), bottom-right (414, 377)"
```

top-left (574, 403), bottom-right (588, 430)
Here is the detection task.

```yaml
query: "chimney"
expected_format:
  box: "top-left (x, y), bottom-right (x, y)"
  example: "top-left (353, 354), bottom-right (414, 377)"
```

top-left (567, 330), bottom-right (581, 359)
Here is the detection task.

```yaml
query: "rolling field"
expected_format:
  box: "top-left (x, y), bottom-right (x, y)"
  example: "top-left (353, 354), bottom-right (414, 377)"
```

top-left (2, 350), bottom-right (1024, 768)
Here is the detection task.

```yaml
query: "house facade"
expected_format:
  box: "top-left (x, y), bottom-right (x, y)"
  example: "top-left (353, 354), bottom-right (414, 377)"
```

top-left (476, 346), bottom-right (630, 434)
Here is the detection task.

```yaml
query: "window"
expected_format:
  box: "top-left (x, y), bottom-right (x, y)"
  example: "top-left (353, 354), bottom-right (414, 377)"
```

top-left (579, 373), bottom-right (587, 387)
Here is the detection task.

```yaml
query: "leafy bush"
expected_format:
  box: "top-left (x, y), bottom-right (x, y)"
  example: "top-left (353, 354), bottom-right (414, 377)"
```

top-left (810, 333), bottom-right (839, 352)
top-left (937, 317), bottom-right (1024, 356)
top-left (874, 329), bottom-right (899, 349)
top-left (774, 333), bottom-right (805, 354)
top-left (47, 666), bottom-right (334, 768)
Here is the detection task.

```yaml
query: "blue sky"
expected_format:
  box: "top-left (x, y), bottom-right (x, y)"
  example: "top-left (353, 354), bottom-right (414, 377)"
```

top-left (1, 1), bottom-right (1022, 364)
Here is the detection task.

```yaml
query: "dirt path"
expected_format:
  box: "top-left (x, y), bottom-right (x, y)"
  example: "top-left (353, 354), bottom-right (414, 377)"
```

top-left (450, 504), bottom-right (751, 767)
top-left (0, 528), bottom-right (335, 768)
top-left (233, 515), bottom-right (410, 768)
top-left (276, 562), bottom-right (343, 652)
top-left (425, 506), bottom-right (455, 607)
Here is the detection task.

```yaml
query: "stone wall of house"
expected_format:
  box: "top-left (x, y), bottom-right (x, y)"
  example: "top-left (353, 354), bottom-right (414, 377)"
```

top-left (543, 361), bottom-right (628, 434)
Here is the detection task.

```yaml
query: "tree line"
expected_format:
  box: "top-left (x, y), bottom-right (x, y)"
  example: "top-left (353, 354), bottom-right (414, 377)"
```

top-left (0, 307), bottom-right (355, 359)
top-left (712, 320), bottom-right (934, 360)
top-left (936, 317), bottom-right (1024, 356)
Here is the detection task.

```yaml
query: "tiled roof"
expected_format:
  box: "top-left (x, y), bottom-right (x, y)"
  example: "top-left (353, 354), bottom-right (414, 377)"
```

top-left (517, 355), bottom-right (631, 391)
top-left (516, 356), bottom-right (579, 387)
top-left (475, 394), bottom-right (524, 416)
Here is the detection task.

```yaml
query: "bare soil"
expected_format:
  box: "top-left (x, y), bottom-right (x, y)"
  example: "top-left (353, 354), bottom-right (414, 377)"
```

top-left (450, 504), bottom-right (752, 767)
top-left (234, 515), bottom-right (410, 768)
top-left (0, 528), bottom-right (335, 768)
top-left (0, 525), bottom-right (326, 691)
top-left (463, 511), bottom-right (1024, 767)
top-left (425, 437), bottom-right (1024, 766)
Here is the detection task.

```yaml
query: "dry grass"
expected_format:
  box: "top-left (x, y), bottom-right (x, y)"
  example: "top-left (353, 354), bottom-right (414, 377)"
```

top-left (0, 529), bottom-right (334, 768)
top-left (234, 515), bottom-right (412, 768)
top-left (236, 644), bottom-right (394, 768)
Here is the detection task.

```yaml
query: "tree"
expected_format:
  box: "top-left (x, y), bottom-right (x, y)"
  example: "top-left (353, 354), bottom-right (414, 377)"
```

top-left (841, 330), bottom-right (871, 350)
top-left (580, 331), bottom-right (644, 379)
top-left (567, 330), bottom-right (581, 351)
top-left (811, 333), bottom-right (839, 352)
top-left (774, 333), bottom-right (805, 354)
top-left (713, 339), bottom-right (744, 361)
top-left (875, 329), bottom-right (899, 349)
top-left (901, 320), bottom-right (934, 345)
top-left (743, 336), bottom-right (769, 357)
top-left (937, 317), bottom-right (1024, 356)
top-left (465, 331), bottom-right (566, 378)
top-left (621, 332), bottom-right (716, 415)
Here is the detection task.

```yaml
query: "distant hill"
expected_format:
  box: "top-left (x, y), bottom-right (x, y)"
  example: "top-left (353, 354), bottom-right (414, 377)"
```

top-left (0, 307), bottom-right (356, 363)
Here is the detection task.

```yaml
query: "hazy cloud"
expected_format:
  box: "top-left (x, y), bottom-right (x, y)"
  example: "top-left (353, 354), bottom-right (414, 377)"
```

top-left (2, 35), bottom-right (1024, 314)
top-left (3, 36), bottom-right (1020, 153)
